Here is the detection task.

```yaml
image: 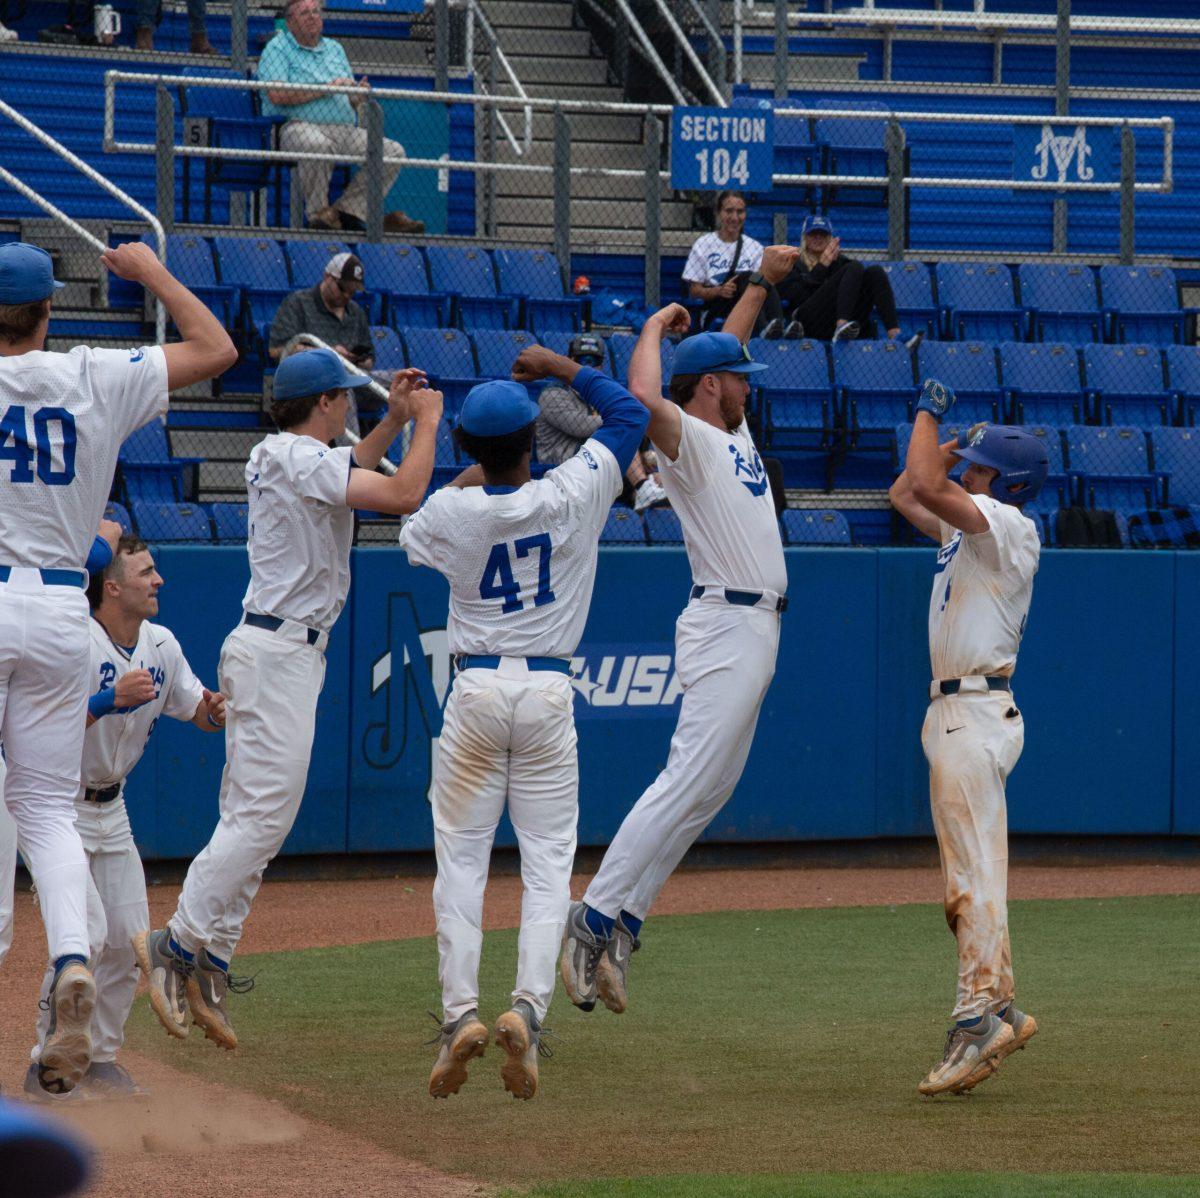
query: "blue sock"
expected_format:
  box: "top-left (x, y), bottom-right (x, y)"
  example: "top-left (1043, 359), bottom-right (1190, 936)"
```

top-left (619, 911), bottom-right (643, 939)
top-left (53, 953), bottom-right (87, 973)
top-left (204, 949), bottom-right (230, 973)
top-left (167, 935), bottom-right (195, 964)
top-left (956, 1014), bottom-right (985, 1030)
top-left (583, 905), bottom-right (615, 939)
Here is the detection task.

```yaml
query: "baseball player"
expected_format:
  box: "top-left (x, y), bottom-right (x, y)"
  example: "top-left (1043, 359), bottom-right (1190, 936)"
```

top-left (25, 534), bottom-right (225, 1100)
top-left (137, 350), bottom-right (442, 1050)
top-left (889, 382), bottom-right (1048, 1096)
top-left (399, 346), bottom-right (647, 1101)
top-left (560, 246), bottom-right (797, 1017)
top-left (0, 240), bottom-right (235, 1094)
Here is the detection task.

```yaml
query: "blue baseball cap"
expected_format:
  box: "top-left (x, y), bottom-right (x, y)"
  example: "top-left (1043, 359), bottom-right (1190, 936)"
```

top-left (0, 244), bottom-right (65, 304)
top-left (0, 1096), bottom-right (92, 1196)
top-left (273, 347), bottom-right (370, 402)
top-left (672, 332), bottom-right (768, 379)
top-left (459, 380), bottom-right (539, 437)
top-left (801, 214), bottom-right (835, 237)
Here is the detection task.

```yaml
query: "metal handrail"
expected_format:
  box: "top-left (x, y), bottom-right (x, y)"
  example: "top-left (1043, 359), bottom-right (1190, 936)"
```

top-left (610, 0), bottom-right (687, 105)
top-left (747, 7), bottom-right (1200, 36)
top-left (648, 0), bottom-right (726, 107)
top-left (467, 0), bottom-right (532, 152)
top-left (0, 97), bottom-right (166, 343)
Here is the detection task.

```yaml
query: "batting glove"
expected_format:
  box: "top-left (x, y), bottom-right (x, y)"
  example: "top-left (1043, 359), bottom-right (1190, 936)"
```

top-left (915, 378), bottom-right (956, 423)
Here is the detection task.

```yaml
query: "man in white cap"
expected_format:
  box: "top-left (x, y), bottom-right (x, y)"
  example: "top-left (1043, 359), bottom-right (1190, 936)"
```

top-left (269, 251), bottom-right (373, 370)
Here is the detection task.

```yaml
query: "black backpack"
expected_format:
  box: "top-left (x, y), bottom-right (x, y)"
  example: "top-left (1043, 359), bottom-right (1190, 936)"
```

top-left (1053, 506), bottom-right (1122, 548)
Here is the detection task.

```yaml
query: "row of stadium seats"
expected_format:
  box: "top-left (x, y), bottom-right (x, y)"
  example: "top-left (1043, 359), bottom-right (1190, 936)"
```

top-left (105, 500), bottom-right (248, 544)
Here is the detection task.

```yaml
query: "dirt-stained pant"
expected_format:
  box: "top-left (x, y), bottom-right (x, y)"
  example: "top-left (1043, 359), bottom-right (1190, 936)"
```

top-left (922, 689), bottom-right (1024, 1021)
top-left (432, 660), bottom-right (578, 1025)
top-left (279, 122), bottom-right (405, 222)
top-left (34, 795), bottom-right (149, 1064)
top-left (171, 622), bottom-right (327, 963)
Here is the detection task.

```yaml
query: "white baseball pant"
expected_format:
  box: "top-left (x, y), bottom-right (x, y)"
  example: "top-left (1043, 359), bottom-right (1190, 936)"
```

top-left (0, 761), bottom-right (15, 970)
top-left (279, 122), bottom-right (405, 222)
top-left (171, 622), bottom-right (326, 962)
top-left (433, 660), bottom-right (578, 1025)
top-left (0, 572), bottom-right (91, 961)
top-left (583, 600), bottom-right (780, 922)
top-left (922, 688), bottom-right (1024, 1021)
top-left (33, 795), bottom-right (148, 1063)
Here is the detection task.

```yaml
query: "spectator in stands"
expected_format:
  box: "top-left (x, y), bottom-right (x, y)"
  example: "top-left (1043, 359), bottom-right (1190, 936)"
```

top-left (259, 0), bottom-right (424, 235)
top-left (682, 191), bottom-right (784, 336)
top-left (270, 251), bottom-right (373, 440)
top-left (775, 215), bottom-right (919, 346)
top-left (135, 0), bottom-right (215, 54)
top-left (536, 333), bottom-right (667, 512)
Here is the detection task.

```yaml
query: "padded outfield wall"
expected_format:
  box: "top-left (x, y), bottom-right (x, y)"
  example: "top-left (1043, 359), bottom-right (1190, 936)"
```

top-left (128, 546), bottom-right (1197, 862)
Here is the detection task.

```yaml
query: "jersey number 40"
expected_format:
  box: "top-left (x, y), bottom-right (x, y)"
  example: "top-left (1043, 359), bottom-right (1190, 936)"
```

top-left (479, 533), bottom-right (556, 613)
top-left (0, 405), bottom-right (77, 486)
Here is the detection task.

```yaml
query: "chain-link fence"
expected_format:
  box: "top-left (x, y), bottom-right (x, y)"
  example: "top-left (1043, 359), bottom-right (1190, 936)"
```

top-left (1, 0), bottom-right (1199, 546)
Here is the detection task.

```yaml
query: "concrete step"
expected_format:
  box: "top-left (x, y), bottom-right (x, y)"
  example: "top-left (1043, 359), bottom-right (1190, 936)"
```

top-left (483, 0), bottom-right (576, 30)
top-left (197, 460), bottom-right (250, 496)
top-left (339, 37), bottom-right (432, 70)
top-left (494, 27), bottom-right (594, 58)
top-left (493, 167), bottom-right (652, 201)
top-left (172, 428), bottom-right (264, 460)
top-left (739, 52), bottom-right (867, 85)
top-left (504, 55), bottom-right (611, 86)
top-left (494, 194), bottom-right (694, 231)
top-left (521, 108), bottom-right (645, 143)
top-left (496, 138), bottom-right (650, 170)
top-left (497, 77), bottom-right (623, 101)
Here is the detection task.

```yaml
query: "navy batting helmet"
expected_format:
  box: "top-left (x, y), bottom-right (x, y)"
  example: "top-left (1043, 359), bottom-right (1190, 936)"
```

top-left (956, 424), bottom-right (1049, 506)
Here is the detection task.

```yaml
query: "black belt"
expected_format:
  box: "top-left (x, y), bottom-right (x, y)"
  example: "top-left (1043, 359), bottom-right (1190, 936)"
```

top-left (243, 612), bottom-right (321, 645)
top-left (937, 676), bottom-right (1010, 696)
top-left (83, 784), bottom-right (120, 804)
top-left (690, 585), bottom-right (788, 613)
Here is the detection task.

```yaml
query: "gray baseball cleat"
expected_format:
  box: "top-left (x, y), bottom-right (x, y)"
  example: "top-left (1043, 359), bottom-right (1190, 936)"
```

top-left (559, 901), bottom-right (607, 1012)
top-left (37, 961), bottom-right (96, 1095)
top-left (917, 1012), bottom-right (1015, 1096)
top-left (132, 929), bottom-right (191, 1039)
top-left (81, 1061), bottom-right (145, 1100)
top-left (22, 1063), bottom-right (82, 1104)
top-left (494, 1000), bottom-right (547, 1101)
top-left (428, 1009), bottom-right (489, 1099)
top-left (187, 948), bottom-right (252, 1050)
top-left (596, 915), bottom-right (640, 1015)
top-left (951, 1005), bottom-right (1040, 1094)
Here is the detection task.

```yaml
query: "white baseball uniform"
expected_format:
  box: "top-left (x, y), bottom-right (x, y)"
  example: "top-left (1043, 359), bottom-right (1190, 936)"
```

top-left (399, 369), bottom-right (644, 1023)
top-left (170, 433), bottom-right (354, 962)
top-left (31, 617), bottom-right (204, 1064)
top-left (922, 493), bottom-right (1039, 1020)
top-left (583, 410), bottom-right (785, 923)
top-left (0, 758), bottom-right (14, 970)
top-left (0, 345), bottom-right (168, 963)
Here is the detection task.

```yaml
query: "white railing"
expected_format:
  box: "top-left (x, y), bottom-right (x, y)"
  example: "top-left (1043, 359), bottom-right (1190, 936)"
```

top-left (610, 0), bottom-right (688, 105)
top-left (648, 0), bottom-right (726, 107)
top-left (0, 98), bottom-right (166, 343)
top-left (466, 0), bottom-right (532, 153)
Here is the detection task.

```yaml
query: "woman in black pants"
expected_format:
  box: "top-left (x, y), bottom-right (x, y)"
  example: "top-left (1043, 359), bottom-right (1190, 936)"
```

top-left (776, 215), bottom-right (914, 344)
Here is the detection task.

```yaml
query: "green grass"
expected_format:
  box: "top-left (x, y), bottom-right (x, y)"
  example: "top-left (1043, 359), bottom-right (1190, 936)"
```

top-left (127, 895), bottom-right (1200, 1192)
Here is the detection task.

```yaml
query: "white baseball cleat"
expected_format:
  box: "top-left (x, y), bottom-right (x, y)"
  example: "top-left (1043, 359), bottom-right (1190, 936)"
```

top-left (950, 1006), bottom-right (1040, 1094)
top-left (917, 1012), bottom-right (1014, 1097)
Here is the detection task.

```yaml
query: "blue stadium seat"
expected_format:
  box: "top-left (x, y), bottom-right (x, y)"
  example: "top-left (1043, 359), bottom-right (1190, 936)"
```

top-left (781, 509), bottom-right (851, 546)
top-left (400, 328), bottom-right (481, 415)
top-left (493, 249), bottom-right (583, 334)
top-left (812, 97), bottom-right (890, 210)
top-left (119, 419), bottom-right (201, 503)
top-left (893, 421), bottom-right (974, 471)
top-left (643, 507), bottom-right (684, 544)
top-left (368, 326), bottom-right (406, 373)
top-left (211, 502), bottom-right (249, 542)
top-left (1018, 264), bottom-right (1102, 345)
top-left (749, 338), bottom-right (834, 451)
top-left (1150, 427), bottom-right (1200, 507)
top-left (1099, 265), bottom-right (1185, 345)
top-left (1020, 425), bottom-right (1071, 514)
top-left (865, 261), bottom-right (938, 340)
top-left (935, 263), bottom-right (1022, 342)
top-left (103, 501), bottom-right (133, 536)
top-left (472, 329), bottom-right (539, 379)
top-left (426, 246), bottom-right (517, 330)
top-left (1164, 345), bottom-right (1200, 425)
top-left (916, 341), bottom-right (1002, 423)
top-left (834, 339), bottom-right (916, 445)
top-left (212, 236), bottom-right (292, 354)
top-left (600, 508), bottom-right (647, 545)
top-left (386, 418), bottom-right (460, 485)
top-left (1065, 425), bottom-right (1157, 510)
top-left (354, 243), bottom-right (449, 329)
top-left (152, 234), bottom-right (236, 330)
top-left (1082, 344), bottom-right (1174, 427)
top-left (607, 333), bottom-right (674, 388)
top-left (132, 501), bottom-right (213, 543)
top-left (999, 342), bottom-right (1087, 425)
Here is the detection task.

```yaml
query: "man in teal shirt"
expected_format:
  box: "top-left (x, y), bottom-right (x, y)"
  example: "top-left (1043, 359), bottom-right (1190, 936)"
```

top-left (259, 0), bottom-right (424, 234)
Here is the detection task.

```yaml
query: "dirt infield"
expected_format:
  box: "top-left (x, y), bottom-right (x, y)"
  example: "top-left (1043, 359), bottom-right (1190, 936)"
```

top-left (0, 862), bottom-right (1196, 1197)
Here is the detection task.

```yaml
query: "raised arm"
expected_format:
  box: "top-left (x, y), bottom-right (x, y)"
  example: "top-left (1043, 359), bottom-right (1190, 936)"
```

top-left (345, 385), bottom-right (443, 515)
top-left (349, 368), bottom-right (427, 471)
top-left (722, 244), bottom-right (799, 342)
top-left (101, 242), bottom-right (237, 392)
top-left (890, 438), bottom-right (959, 543)
top-left (627, 304), bottom-right (691, 460)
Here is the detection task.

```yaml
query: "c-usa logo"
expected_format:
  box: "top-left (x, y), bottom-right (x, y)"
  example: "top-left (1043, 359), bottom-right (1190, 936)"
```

top-left (1031, 125), bottom-right (1094, 185)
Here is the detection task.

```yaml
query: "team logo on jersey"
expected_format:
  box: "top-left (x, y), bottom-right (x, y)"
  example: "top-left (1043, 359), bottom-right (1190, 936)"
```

top-left (729, 444), bottom-right (769, 498)
top-left (129, 349), bottom-right (144, 363)
top-left (935, 534), bottom-right (962, 575)
top-left (579, 447), bottom-right (599, 471)
top-left (569, 643), bottom-right (682, 719)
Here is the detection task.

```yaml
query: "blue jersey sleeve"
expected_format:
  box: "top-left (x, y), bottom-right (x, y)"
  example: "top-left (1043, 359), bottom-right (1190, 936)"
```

top-left (572, 366), bottom-right (650, 474)
top-left (85, 535), bottom-right (113, 575)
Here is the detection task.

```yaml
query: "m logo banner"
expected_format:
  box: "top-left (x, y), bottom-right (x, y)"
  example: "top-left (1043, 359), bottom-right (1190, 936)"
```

top-left (1017, 124), bottom-right (1116, 186)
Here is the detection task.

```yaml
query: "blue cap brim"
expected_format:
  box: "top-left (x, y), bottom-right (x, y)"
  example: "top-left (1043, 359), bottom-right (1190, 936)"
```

top-left (341, 370), bottom-right (371, 389)
top-left (722, 360), bottom-right (769, 375)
